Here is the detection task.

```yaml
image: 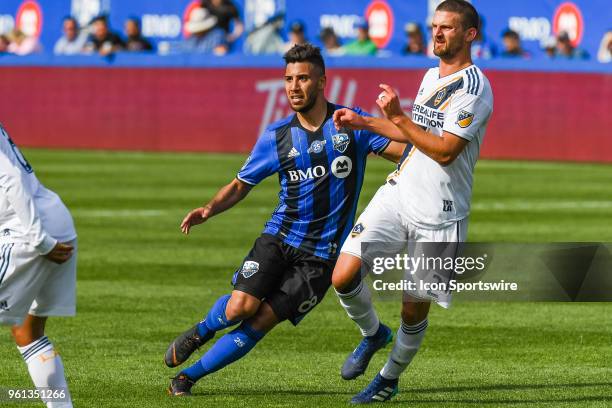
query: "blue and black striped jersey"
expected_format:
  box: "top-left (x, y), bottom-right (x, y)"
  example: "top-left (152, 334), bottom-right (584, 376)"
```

top-left (237, 103), bottom-right (390, 260)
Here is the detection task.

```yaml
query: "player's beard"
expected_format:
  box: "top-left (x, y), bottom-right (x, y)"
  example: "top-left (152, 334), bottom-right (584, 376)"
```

top-left (433, 37), bottom-right (462, 59)
top-left (291, 90), bottom-right (318, 113)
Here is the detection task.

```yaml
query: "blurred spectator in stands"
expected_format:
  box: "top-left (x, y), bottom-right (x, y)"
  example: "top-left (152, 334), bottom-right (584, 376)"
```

top-left (244, 12), bottom-right (285, 55)
top-left (284, 20), bottom-right (307, 52)
top-left (343, 19), bottom-right (377, 56)
top-left (0, 35), bottom-right (11, 54)
top-left (320, 27), bottom-right (343, 56)
top-left (84, 16), bottom-right (125, 56)
top-left (597, 30), bottom-right (611, 63)
top-left (471, 30), bottom-right (496, 60)
top-left (500, 29), bottom-right (529, 58)
top-left (7, 29), bottom-right (41, 55)
top-left (402, 22), bottom-right (426, 55)
top-left (183, 7), bottom-right (227, 55)
top-left (201, 0), bottom-right (243, 49)
top-left (541, 36), bottom-right (557, 58)
top-left (54, 16), bottom-right (87, 55)
top-left (124, 17), bottom-right (153, 52)
top-left (555, 31), bottom-right (588, 59)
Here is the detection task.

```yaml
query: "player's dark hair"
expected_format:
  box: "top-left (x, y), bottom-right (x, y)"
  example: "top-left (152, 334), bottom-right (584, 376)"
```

top-left (283, 43), bottom-right (325, 75)
top-left (435, 0), bottom-right (480, 31)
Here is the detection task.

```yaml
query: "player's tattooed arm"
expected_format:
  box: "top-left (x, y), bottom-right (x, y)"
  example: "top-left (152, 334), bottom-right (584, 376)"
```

top-left (180, 178), bottom-right (252, 234)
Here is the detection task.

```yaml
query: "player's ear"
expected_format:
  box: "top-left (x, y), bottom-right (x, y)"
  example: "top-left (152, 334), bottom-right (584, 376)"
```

top-left (318, 74), bottom-right (326, 90)
top-left (466, 27), bottom-right (478, 43)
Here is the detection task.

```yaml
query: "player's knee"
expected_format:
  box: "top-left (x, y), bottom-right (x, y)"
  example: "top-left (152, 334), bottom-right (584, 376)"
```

top-left (10, 326), bottom-right (40, 347)
top-left (10, 315), bottom-right (46, 347)
top-left (226, 292), bottom-right (260, 321)
top-left (332, 254), bottom-right (361, 292)
top-left (245, 302), bottom-right (279, 334)
top-left (401, 302), bottom-right (430, 325)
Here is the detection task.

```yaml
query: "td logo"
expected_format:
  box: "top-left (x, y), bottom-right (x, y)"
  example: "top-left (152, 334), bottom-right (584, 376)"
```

top-left (16, 0), bottom-right (43, 38)
top-left (365, 0), bottom-right (394, 49)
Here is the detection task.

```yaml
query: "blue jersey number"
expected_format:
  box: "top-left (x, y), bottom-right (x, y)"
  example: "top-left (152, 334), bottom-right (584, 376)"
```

top-left (1, 126), bottom-right (33, 174)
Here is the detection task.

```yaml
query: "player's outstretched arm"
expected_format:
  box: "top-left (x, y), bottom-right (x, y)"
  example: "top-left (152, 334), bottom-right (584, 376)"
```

top-left (180, 178), bottom-right (252, 234)
top-left (333, 109), bottom-right (407, 142)
top-left (374, 84), bottom-right (468, 166)
top-left (379, 141), bottom-right (406, 164)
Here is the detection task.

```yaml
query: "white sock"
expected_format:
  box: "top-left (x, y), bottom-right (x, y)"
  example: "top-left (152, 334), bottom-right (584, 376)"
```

top-left (335, 280), bottom-right (380, 337)
top-left (18, 336), bottom-right (73, 408)
top-left (380, 319), bottom-right (428, 380)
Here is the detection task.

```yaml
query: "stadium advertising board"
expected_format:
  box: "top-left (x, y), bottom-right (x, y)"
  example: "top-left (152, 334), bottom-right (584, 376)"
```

top-left (0, 64), bottom-right (609, 162)
top-left (0, 0), bottom-right (609, 58)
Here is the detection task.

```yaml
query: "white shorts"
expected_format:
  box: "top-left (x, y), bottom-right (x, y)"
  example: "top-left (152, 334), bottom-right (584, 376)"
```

top-left (341, 183), bottom-right (467, 307)
top-left (0, 239), bottom-right (77, 326)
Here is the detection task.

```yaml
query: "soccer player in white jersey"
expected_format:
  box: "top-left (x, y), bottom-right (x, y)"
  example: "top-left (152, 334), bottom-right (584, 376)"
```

top-left (330, 0), bottom-right (493, 403)
top-left (0, 124), bottom-right (76, 408)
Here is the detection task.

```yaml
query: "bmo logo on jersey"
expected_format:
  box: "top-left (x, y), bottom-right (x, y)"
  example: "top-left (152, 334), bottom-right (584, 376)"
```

top-left (288, 165), bottom-right (327, 182)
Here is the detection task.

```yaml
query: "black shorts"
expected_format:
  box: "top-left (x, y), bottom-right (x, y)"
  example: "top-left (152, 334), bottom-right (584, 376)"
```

top-left (232, 234), bottom-right (335, 326)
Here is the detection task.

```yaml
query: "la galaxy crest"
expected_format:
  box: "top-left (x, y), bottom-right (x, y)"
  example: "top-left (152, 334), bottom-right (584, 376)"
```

top-left (332, 133), bottom-right (350, 153)
top-left (434, 89), bottom-right (447, 107)
top-left (456, 110), bottom-right (474, 128)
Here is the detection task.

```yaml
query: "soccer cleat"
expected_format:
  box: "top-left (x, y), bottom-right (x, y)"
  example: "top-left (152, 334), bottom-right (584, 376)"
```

top-left (167, 373), bottom-right (195, 396)
top-left (341, 323), bottom-right (393, 380)
top-left (164, 324), bottom-right (214, 368)
top-left (350, 373), bottom-right (398, 404)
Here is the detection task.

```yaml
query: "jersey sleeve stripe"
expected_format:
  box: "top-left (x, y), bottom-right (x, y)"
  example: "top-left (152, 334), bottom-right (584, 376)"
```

top-left (467, 67), bottom-right (481, 95)
top-left (466, 69), bottom-right (473, 94)
top-left (470, 68), bottom-right (477, 94)
top-left (474, 68), bottom-right (480, 95)
top-left (375, 139), bottom-right (392, 155)
top-left (235, 175), bottom-right (257, 186)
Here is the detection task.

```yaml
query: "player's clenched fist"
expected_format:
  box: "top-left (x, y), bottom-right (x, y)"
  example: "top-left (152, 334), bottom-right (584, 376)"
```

top-left (180, 207), bottom-right (211, 234)
top-left (44, 242), bottom-right (74, 264)
top-left (333, 108), bottom-right (367, 130)
top-left (376, 84), bottom-right (405, 121)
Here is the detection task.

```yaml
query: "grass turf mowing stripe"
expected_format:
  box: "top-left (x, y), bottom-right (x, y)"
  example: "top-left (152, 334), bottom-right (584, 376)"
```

top-left (0, 149), bottom-right (609, 408)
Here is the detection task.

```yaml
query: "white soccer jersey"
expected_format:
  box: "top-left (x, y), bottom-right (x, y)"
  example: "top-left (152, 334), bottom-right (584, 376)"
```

top-left (0, 125), bottom-right (76, 254)
top-left (391, 65), bottom-right (493, 229)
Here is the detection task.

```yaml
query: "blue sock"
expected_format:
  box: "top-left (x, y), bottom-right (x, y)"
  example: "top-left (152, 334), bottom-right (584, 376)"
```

top-left (182, 323), bottom-right (265, 382)
top-left (197, 294), bottom-right (237, 337)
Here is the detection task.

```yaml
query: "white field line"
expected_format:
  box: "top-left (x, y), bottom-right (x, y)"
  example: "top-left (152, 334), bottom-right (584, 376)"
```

top-left (71, 209), bottom-right (167, 218)
top-left (471, 201), bottom-right (612, 211)
top-left (72, 200), bottom-right (612, 218)
top-left (72, 207), bottom-right (271, 218)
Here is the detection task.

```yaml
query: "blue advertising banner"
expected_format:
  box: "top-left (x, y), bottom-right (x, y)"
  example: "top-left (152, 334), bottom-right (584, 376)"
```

top-left (0, 0), bottom-right (609, 60)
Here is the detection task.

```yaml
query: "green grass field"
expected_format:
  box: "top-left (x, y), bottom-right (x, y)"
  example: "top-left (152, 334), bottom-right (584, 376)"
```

top-left (1, 149), bottom-right (611, 408)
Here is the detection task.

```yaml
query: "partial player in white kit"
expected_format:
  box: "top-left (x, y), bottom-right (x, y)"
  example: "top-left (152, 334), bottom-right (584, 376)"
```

top-left (0, 124), bottom-right (76, 408)
top-left (330, 0), bottom-right (493, 404)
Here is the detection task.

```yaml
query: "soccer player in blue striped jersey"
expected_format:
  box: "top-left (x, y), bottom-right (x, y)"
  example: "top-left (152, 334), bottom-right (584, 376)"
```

top-left (165, 43), bottom-right (406, 396)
